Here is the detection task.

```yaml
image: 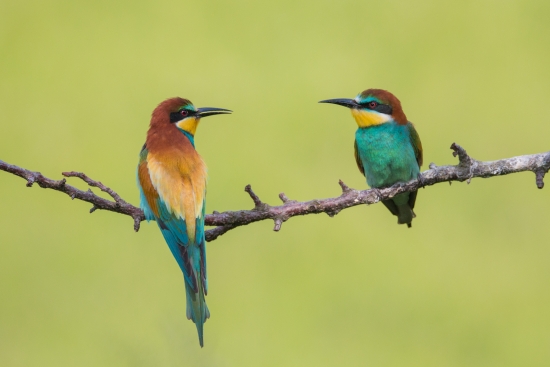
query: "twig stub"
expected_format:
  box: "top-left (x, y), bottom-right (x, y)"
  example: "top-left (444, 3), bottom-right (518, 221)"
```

top-left (536, 169), bottom-right (546, 189)
top-left (338, 180), bottom-right (351, 193)
top-left (245, 184), bottom-right (264, 209)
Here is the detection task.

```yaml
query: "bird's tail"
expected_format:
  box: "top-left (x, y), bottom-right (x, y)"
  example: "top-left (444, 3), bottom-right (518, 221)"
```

top-left (381, 194), bottom-right (416, 228)
top-left (396, 203), bottom-right (416, 228)
top-left (184, 246), bottom-right (209, 347)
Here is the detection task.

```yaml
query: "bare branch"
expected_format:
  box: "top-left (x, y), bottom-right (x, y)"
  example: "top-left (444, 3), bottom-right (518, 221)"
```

top-left (0, 160), bottom-right (145, 231)
top-left (1, 143), bottom-right (549, 242)
top-left (244, 184), bottom-right (264, 208)
top-left (204, 225), bottom-right (236, 241)
top-left (62, 171), bottom-right (125, 205)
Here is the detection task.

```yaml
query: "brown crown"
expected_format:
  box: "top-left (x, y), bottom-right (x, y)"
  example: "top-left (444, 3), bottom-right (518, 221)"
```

top-left (360, 89), bottom-right (407, 125)
top-left (150, 97), bottom-right (192, 127)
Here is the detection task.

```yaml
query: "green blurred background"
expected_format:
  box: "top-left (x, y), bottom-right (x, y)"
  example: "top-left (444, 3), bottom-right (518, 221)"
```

top-left (1, 0), bottom-right (550, 366)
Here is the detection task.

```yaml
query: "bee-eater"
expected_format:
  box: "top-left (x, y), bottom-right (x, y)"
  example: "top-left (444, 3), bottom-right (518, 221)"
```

top-left (137, 97), bottom-right (231, 346)
top-left (320, 89), bottom-right (423, 227)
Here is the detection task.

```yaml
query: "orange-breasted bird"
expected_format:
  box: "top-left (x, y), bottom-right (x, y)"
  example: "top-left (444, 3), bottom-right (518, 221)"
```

top-left (320, 89), bottom-right (423, 227)
top-left (137, 97), bottom-right (231, 346)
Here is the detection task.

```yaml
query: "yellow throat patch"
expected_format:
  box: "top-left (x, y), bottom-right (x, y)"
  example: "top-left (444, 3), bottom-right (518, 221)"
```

top-left (351, 109), bottom-right (391, 128)
top-left (176, 117), bottom-right (200, 136)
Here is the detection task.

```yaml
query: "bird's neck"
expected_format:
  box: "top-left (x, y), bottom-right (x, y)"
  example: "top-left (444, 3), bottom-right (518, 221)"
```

top-left (351, 109), bottom-right (393, 128)
top-left (146, 124), bottom-right (196, 154)
top-left (178, 128), bottom-right (195, 147)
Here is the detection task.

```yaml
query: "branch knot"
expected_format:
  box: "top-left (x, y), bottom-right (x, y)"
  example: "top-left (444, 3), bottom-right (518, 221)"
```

top-left (451, 143), bottom-right (476, 183)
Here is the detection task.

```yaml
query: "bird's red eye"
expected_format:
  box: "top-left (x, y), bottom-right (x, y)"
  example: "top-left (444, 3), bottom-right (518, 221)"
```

top-left (368, 101), bottom-right (378, 109)
top-left (180, 110), bottom-right (189, 116)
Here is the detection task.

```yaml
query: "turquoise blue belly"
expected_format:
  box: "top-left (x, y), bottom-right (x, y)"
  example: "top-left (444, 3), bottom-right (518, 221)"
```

top-left (355, 122), bottom-right (419, 189)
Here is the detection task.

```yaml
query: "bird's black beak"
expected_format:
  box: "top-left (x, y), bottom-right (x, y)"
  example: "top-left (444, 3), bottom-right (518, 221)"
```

top-left (197, 107), bottom-right (232, 118)
top-left (318, 98), bottom-right (359, 109)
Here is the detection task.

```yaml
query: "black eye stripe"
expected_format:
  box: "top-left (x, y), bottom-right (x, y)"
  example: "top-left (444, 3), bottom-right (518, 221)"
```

top-left (169, 109), bottom-right (196, 123)
top-left (169, 112), bottom-right (180, 123)
top-left (362, 101), bottom-right (392, 115)
top-left (374, 104), bottom-right (392, 115)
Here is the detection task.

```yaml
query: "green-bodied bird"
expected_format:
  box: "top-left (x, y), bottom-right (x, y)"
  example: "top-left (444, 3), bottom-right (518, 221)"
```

top-left (320, 89), bottom-right (423, 227)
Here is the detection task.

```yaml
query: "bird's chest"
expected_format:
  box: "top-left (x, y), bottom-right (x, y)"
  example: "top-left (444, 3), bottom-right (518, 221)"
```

top-left (355, 123), bottom-right (418, 188)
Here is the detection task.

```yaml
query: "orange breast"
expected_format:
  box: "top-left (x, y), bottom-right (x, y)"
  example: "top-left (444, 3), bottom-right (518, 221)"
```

top-left (144, 121), bottom-right (208, 241)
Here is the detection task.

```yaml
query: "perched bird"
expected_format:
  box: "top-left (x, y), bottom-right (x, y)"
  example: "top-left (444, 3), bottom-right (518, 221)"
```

top-left (320, 89), bottom-right (423, 227)
top-left (137, 97), bottom-right (231, 346)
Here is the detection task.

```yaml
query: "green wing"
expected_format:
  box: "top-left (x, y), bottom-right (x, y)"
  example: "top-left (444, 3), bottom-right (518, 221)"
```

top-left (407, 122), bottom-right (423, 211)
top-left (354, 139), bottom-right (365, 176)
top-left (407, 122), bottom-right (423, 168)
top-left (139, 144), bottom-right (148, 163)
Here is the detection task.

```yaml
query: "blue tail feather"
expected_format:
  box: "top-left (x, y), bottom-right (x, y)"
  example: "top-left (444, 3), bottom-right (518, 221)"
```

top-left (185, 274), bottom-right (209, 347)
top-left (155, 216), bottom-right (209, 346)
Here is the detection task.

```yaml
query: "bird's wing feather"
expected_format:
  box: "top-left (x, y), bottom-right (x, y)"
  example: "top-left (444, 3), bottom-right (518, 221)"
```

top-left (137, 145), bottom-right (159, 220)
top-left (408, 190), bottom-right (418, 211)
top-left (407, 122), bottom-right (423, 168)
top-left (354, 139), bottom-right (365, 176)
top-left (156, 200), bottom-right (202, 293)
top-left (406, 122), bottom-right (423, 210)
top-left (198, 202), bottom-right (207, 294)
